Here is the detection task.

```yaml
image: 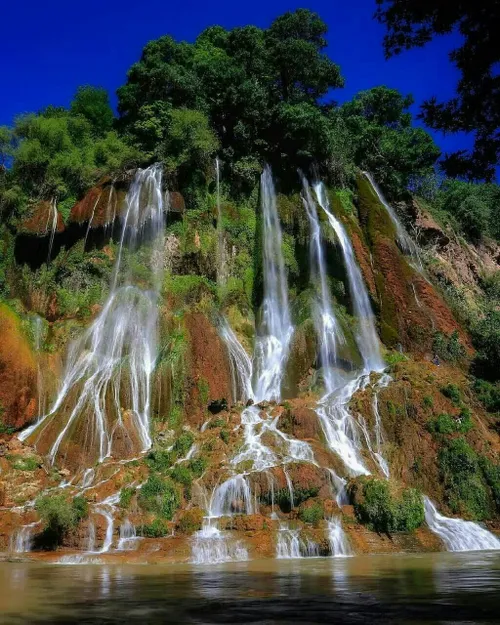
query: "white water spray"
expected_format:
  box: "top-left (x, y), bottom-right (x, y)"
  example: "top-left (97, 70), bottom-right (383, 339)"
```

top-left (424, 497), bottom-right (500, 552)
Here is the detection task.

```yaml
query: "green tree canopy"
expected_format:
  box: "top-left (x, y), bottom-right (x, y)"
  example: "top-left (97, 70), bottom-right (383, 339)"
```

top-left (376, 0), bottom-right (500, 181)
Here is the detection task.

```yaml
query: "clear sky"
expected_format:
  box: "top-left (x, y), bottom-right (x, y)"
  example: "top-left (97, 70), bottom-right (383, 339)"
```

top-left (2, 0), bottom-right (472, 157)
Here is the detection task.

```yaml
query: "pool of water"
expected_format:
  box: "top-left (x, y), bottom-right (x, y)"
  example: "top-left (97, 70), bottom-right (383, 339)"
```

top-left (1, 552), bottom-right (500, 623)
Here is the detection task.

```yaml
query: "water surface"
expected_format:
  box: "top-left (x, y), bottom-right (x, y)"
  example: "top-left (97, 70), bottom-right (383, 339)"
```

top-left (2, 553), bottom-right (500, 624)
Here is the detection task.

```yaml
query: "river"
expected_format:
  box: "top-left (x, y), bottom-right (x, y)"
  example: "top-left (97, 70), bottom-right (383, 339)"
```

top-left (1, 553), bottom-right (500, 623)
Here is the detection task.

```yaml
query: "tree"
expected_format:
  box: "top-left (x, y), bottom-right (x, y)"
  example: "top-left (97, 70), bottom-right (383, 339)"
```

top-left (70, 86), bottom-right (114, 136)
top-left (340, 86), bottom-right (440, 196)
top-left (375, 0), bottom-right (500, 181)
top-left (117, 10), bottom-right (344, 179)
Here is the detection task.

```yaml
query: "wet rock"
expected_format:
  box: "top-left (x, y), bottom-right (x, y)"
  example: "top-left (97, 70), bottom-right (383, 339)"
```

top-left (245, 399), bottom-right (254, 407)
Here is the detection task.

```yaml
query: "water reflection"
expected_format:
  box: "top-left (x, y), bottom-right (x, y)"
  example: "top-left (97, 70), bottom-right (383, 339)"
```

top-left (1, 553), bottom-right (500, 624)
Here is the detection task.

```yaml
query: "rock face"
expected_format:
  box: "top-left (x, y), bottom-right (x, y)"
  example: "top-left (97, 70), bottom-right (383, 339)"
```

top-left (184, 312), bottom-right (232, 427)
top-left (19, 201), bottom-right (65, 236)
top-left (0, 304), bottom-right (37, 429)
top-left (69, 179), bottom-right (128, 228)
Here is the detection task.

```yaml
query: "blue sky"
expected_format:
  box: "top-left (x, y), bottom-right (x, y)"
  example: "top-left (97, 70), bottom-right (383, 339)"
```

top-left (2, 0), bottom-right (472, 157)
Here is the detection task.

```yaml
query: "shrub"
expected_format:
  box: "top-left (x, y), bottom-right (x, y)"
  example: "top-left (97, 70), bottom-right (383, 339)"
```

top-left (351, 478), bottom-right (424, 533)
top-left (72, 496), bottom-right (89, 523)
top-left (422, 396), bottom-right (434, 409)
top-left (220, 429), bottom-right (230, 444)
top-left (170, 464), bottom-right (193, 493)
top-left (479, 456), bottom-right (500, 511)
top-left (472, 311), bottom-right (500, 382)
top-left (441, 384), bottom-right (462, 405)
top-left (439, 438), bottom-right (491, 519)
top-left (432, 331), bottom-right (466, 363)
top-left (146, 449), bottom-right (173, 472)
top-left (208, 418), bottom-right (226, 429)
top-left (299, 502), bottom-right (324, 526)
top-left (35, 494), bottom-right (88, 538)
top-left (473, 379), bottom-right (500, 413)
top-left (188, 456), bottom-right (207, 477)
top-left (176, 508), bottom-right (204, 534)
top-left (137, 519), bottom-right (170, 538)
top-left (173, 432), bottom-right (194, 457)
top-left (138, 474), bottom-right (180, 520)
top-left (427, 411), bottom-right (473, 436)
top-left (119, 487), bottom-right (135, 509)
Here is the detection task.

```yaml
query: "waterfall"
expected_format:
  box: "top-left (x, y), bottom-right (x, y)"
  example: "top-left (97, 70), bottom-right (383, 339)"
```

top-left (424, 497), bottom-right (500, 552)
top-left (300, 174), bottom-right (344, 389)
top-left (19, 165), bottom-right (166, 467)
top-left (362, 171), bottom-right (423, 272)
top-left (117, 519), bottom-right (140, 551)
top-left (254, 165), bottom-right (293, 403)
top-left (218, 317), bottom-right (254, 404)
top-left (276, 524), bottom-right (320, 559)
top-left (191, 519), bottom-right (248, 565)
top-left (314, 182), bottom-right (384, 373)
top-left (10, 522), bottom-right (39, 553)
top-left (46, 199), bottom-right (58, 263)
top-left (86, 520), bottom-right (96, 552)
top-left (191, 478), bottom-right (251, 565)
top-left (327, 517), bottom-right (352, 557)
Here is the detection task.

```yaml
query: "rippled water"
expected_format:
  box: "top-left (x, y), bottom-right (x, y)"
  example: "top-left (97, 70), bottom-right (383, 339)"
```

top-left (1, 553), bottom-right (500, 624)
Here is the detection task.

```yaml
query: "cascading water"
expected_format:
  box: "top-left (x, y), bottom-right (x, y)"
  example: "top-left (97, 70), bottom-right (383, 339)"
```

top-left (314, 182), bottom-right (384, 373)
top-left (276, 524), bottom-right (319, 559)
top-left (194, 167), bottom-right (315, 563)
top-left (46, 199), bottom-right (58, 263)
top-left (10, 522), bottom-right (39, 553)
top-left (218, 318), bottom-right (254, 404)
top-left (424, 497), bottom-right (500, 552)
top-left (19, 165), bottom-right (166, 468)
top-left (253, 165), bottom-right (294, 402)
top-left (327, 517), bottom-right (352, 557)
top-left (362, 171), bottom-right (423, 272)
top-left (301, 174), bottom-right (344, 389)
top-left (117, 519), bottom-right (140, 551)
top-left (296, 179), bottom-right (385, 478)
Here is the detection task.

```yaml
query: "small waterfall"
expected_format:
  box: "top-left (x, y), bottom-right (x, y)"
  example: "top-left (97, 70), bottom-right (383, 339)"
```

top-left (20, 165), bottom-right (166, 467)
top-left (276, 524), bottom-right (319, 559)
top-left (10, 522), bottom-right (39, 553)
top-left (218, 318), bottom-right (254, 404)
top-left (96, 493), bottom-right (120, 553)
top-left (327, 518), bottom-right (352, 557)
top-left (371, 373), bottom-right (391, 478)
top-left (191, 519), bottom-right (248, 565)
top-left (301, 174), bottom-right (344, 389)
top-left (254, 166), bottom-right (293, 402)
top-left (86, 520), bottom-right (96, 552)
top-left (46, 199), bottom-right (58, 263)
top-left (362, 171), bottom-right (423, 272)
top-left (191, 479), bottom-right (251, 565)
top-left (32, 315), bottom-right (46, 420)
top-left (314, 182), bottom-right (384, 373)
top-left (424, 497), bottom-right (500, 552)
top-left (117, 519), bottom-right (140, 551)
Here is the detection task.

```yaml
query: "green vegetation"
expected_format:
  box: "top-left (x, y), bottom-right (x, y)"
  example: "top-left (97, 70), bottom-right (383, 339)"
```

top-left (350, 478), bottom-right (424, 533)
top-left (173, 432), bottom-right (194, 457)
top-left (299, 502), bottom-right (324, 526)
top-left (188, 456), bottom-right (207, 477)
top-left (427, 412), bottom-right (472, 436)
top-left (432, 331), bottom-right (466, 363)
top-left (138, 474), bottom-right (180, 520)
top-left (34, 494), bottom-right (89, 547)
top-left (441, 384), bottom-right (462, 406)
top-left (119, 487), bottom-right (135, 509)
top-left (439, 438), bottom-right (493, 520)
top-left (9, 455), bottom-right (40, 471)
top-left (137, 519), bottom-right (170, 538)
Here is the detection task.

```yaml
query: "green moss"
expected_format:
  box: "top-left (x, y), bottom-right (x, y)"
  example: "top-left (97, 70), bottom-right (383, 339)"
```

top-left (146, 449), bottom-right (174, 473)
top-left (423, 395), bottom-right (434, 409)
top-left (163, 274), bottom-right (216, 305)
top-left (220, 429), bottom-right (230, 444)
top-left (9, 455), bottom-right (40, 471)
top-left (170, 464), bottom-right (193, 497)
top-left (197, 378), bottom-right (209, 407)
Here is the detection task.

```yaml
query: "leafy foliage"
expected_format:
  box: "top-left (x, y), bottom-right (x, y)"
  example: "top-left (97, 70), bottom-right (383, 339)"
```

top-left (138, 474), bottom-right (180, 520)
top-left (350, 478), bottom-right (424, 533)
top-left (376, 0), bottom-right (500, 180)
